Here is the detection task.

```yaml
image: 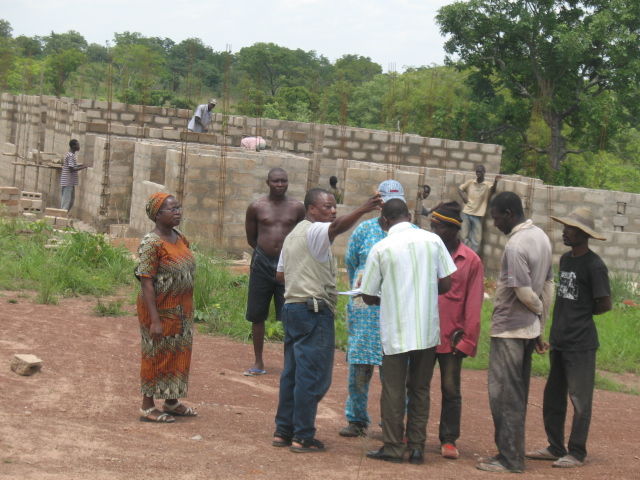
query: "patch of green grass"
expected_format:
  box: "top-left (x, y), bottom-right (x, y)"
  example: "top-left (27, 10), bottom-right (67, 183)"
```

top-left (7, 298), bottom-right (17, 304)
top-left (0, 218), bottom-right (135, 300)
top-left (93, 299), bottom-right (126, 316)
top-left (594, 372), bottom-right (639, 395)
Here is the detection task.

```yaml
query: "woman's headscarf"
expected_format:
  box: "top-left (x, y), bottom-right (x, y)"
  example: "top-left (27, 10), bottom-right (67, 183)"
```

top-left (145, 192), bottom-right (172, 221)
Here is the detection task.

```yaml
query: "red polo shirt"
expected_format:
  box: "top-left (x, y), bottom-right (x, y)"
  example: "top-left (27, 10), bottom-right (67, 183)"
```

top-left (437, 241), bottom-right (484, 356)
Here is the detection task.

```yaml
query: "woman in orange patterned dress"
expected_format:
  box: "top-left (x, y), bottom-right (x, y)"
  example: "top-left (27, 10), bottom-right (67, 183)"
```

top-left (136, 192), bottom-right (197, 422)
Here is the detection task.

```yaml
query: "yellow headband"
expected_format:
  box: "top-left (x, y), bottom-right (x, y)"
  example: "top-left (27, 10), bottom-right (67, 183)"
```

top-left (431, 211), bottom-right (462, 227)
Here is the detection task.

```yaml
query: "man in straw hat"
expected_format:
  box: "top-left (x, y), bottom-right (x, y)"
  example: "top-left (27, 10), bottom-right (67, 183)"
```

top-left (526, 207), bottom-right (611, 469)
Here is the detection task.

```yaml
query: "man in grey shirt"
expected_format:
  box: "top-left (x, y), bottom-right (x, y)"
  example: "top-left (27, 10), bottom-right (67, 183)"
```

top-left (477, 191), bottom-right (554, 473)
top-left (187, 99), bottom-right (216, 132)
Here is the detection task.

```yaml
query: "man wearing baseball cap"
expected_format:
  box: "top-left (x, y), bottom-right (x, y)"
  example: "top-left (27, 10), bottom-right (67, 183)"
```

top-left (187, 99), bottom-right (217, 133)
top-left (339, 180), bottom-right (407, 438)
top-left (526, 207), bottom-right (611, 468)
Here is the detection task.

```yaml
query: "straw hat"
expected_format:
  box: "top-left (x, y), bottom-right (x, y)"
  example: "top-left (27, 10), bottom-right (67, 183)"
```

top-left (550, 207), bottom-right (606, 241)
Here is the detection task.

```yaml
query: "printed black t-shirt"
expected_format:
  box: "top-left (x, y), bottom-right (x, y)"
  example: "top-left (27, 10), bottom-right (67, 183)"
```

top-left (550, 250), bottom-right (610, 351)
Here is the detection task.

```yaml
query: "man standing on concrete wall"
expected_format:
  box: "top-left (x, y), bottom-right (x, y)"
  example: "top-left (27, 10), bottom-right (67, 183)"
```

top-left (60, 139), bottom-right (88, 212)
top-left (272, 189), bottom-right (382, 453)
top-left (477, 191), bottom-right (554, 473)
top-left (526, 207), bottom-right (611, 469)
top-left (244, 168), bottom-right (305, 376)
top-left (361, 199), bottom-right (456, 464)
top-left (187, 99), bottom-right (216, 133)
top-left (429, 201), bottom-right (484, 461)
top-left (457, 165), bottom-right (500, 253)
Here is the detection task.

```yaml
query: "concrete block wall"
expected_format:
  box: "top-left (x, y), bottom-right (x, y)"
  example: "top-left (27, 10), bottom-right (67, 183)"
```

top-left (128, 145), bottom-right (311, 254)
top-left (480, 179), bottom-right (640, 277)
top-left (1, 93), bottom-right (503, 175)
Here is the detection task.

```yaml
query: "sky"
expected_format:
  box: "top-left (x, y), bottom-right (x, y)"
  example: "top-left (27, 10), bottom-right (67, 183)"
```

top-left (2, 0), bottom-right (455, 71)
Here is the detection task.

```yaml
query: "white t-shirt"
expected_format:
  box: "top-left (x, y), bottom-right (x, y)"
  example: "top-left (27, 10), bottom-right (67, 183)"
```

top-left (277, 222), bottom-right (331, 271)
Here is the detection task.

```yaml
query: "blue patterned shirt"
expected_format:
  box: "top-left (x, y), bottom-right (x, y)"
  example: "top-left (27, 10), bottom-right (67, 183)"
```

top-left (345, 217), bottom-right (386, 365)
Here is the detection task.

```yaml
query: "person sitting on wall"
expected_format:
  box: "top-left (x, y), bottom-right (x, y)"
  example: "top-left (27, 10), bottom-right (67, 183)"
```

top-left (187, 99), bottom-right (216, 133)
top-left (457, 164), bottom-right (501, 253)
top-left (60, 139), bottom-right (88, 212)
top-left (241, 136), bottom-right (267, 151)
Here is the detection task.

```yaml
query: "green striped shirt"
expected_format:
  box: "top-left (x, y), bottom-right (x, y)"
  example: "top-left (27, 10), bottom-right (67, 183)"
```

top-left (360, 222), bottom-right (457, 355)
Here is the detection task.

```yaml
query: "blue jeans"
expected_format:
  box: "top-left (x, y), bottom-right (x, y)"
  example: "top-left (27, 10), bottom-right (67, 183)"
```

top-left (460, 212), bottom-right (482, 253)
top-left (275, 303), bottom-right (335, 441)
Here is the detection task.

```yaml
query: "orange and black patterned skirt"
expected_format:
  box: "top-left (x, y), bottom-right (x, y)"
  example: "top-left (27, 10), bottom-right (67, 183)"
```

top-left (135, 231), bottom-right (195, 399)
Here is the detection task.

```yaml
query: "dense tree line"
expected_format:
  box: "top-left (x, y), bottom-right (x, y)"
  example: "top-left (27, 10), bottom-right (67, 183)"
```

top-left (1, 5), bottom-right (639, 193)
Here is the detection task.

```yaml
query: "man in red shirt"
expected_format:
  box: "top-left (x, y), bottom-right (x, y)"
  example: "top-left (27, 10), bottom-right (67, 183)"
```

top-left (430, 201), bottom-right (484, 460)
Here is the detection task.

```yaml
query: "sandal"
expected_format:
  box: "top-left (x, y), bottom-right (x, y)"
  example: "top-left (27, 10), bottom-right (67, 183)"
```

top-left (290, 437), bottom-right (326, 453)
top-left (272, 433), bottom-right (293, 447)
top-left (163, 401), bottom-right (198, 417)
top-left (139, 407), bottom-right (175, 423)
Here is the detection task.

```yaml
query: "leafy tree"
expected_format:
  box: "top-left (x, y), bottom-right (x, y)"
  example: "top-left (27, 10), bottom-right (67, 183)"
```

top-left (334, 54), bottom-right (382, 84)
top-left (0, 19), bottom-right (13, 38)
top-left (15, 35), bottom-right (43, 57)
top-left (236, 43), bottom-right (332, 97)
top-left (167, 38), bottom-right (224, 93)
top-left (437, 0), bottom-right (640, 170)
top-left (43, 30), bottom-right (87, 54)
top-left (112, 43), bottom-right (165, 103)
top-left (46, 48), bottom-right (86, 96)
top-left (86, 43), bottom-right (109, 62)
top-left (0, 37), bottom-right (15, 89)
top-left (7, 57), bottom-right (46, 93)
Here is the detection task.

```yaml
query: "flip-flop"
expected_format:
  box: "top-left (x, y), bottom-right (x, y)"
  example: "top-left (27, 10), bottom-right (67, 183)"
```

top-left (243, 367), bottom-right (267, 376)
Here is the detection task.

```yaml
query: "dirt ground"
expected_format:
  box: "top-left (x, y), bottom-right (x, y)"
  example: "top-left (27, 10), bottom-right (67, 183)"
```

top-left (1, 292), bottom-right (639, 480)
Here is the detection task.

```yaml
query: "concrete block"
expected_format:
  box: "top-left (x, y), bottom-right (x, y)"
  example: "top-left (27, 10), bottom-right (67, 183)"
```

top-left (481, 144), bottom-right (499, 154)
top-left (1, 187), bottom-right (20, 195)
top-left (44, 208), bottom-right (68, 217)
top-left (120, 113), bottom-right (136, 122)
top-left (10, 354), bottom-right (43, 376)
top-left (372, 132), bottom-right (389, 143)
top-left (613, 215), bottom-right (628, 227)
top-left (162, 129), bottom-right (181, 141)
top-left (468, 152), bottom-right (483, 162)
top-left (111, 124), bottom-right (126, 136)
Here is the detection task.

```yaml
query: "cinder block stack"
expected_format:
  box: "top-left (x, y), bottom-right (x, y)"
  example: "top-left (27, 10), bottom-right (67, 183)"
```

top-left (20, 191), bottom-right (43, 216)
top-left (44, 207), bottom-right (72, 228)
top-left (0, 186), bottom-right (21, 216)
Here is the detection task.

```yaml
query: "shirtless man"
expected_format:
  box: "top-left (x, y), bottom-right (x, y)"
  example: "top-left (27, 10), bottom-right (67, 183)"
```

top-left (244, 168), bottom-right (305, 376)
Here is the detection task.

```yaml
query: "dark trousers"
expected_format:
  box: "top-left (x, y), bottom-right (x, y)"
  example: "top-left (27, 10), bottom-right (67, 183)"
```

top-left (488, 337), bottom-right (535, 471)
top-left (380, 347), bottom-right (436, 458)
top-left (543, 349), bottom-right (596, 462)
top-left (436, 352), bottom-right (463, 445)
top-left (275, 303), bottom-right (335, 441)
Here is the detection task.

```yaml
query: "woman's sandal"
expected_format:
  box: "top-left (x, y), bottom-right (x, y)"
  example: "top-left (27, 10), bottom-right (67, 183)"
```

top-left (139, 407), bottom-right (175, 423)
top-left (290, 437), bottom-right (326, 453)
top-left (162, 401), bottom-right (198, 417)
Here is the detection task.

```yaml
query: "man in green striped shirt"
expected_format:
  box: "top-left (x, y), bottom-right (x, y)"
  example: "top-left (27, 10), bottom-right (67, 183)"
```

top-left (361, 199), bottom-right (457, 464)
